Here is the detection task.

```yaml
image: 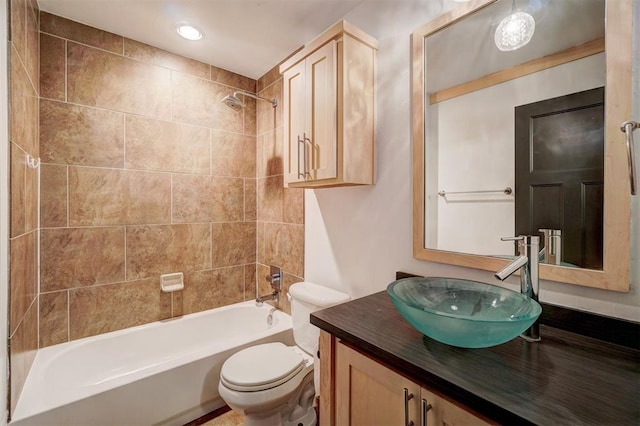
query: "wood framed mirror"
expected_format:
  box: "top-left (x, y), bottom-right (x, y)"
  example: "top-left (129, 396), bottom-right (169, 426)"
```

top-left (411, 0), bottom-right (632, 291)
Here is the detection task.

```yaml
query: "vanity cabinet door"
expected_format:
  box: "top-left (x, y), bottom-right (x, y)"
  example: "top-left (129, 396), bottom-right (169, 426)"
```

top-left (334, 341), bottom-right (494, 426)
top-left (335, 341), bottom-right (421, 425)
top-left (421, 387), bottom-right (493, 426)
top-left (283, 60), bottom-right (307, 184)
top-left (305, 41), bottom-right (338, 182)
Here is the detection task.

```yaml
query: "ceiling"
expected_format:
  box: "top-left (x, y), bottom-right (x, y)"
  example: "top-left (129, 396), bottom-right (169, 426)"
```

top-left (37, 0), bottom-right (370, 80)
top-left (37, 0), bottom-right (604, 85)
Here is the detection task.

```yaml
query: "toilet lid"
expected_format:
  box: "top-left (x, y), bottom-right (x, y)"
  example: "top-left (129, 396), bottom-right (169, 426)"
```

top-left (221, 342), bottom-right (305, 392)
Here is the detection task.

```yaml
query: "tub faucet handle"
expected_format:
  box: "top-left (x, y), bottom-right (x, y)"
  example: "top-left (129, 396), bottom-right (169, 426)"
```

top-left (265, 265), bottom-right (282, 289)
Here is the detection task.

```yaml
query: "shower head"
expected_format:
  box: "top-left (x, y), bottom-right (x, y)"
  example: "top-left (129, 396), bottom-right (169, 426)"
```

top-left (221, 90), bottom-right (277, 111)
top-left (221, 94), bottom-right (245, 111)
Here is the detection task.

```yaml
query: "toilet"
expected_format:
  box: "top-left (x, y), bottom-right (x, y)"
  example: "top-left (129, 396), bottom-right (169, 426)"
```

top-left (218, 282), bottom-right (350, 426)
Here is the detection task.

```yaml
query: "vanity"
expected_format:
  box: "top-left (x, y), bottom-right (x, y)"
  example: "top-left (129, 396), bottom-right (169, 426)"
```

top-left (311, 283), bottom-right (640, 425)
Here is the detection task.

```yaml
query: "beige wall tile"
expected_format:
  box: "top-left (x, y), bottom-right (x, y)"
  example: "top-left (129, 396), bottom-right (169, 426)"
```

top-left (39, 291), bottom-right (69, 347)
top-left (211, 130), bottom-right (255, 178)
top-left (245, 178), bottom-right (257, 221)
top-left (126, 224), bottom-right (211, 280)
top-left (11, 0), bottom-right (26, 66)
top-left (257, 65), bottom-right (282, 93)
top-left (67, 42), bottom-right (171, 119)
top-left (171, 71), bottom-right (243, 132)
top-left (171, 291), bottom-right (183, 317)
top-left (40, 12), bottom-right (123, 54)
top-left (25, 160), bottom-right (38, 232)
top-left (257, 221), bottom-right (265, 265)
top-left (211, 66), bottom-right (256, 93)
top-left (256, 264), bottom-right (272, 300)
top-left (10, 44), bottom-right (38, 156)
top-left (264, 223), bottom-right (304, 277)
top-left (124, 39), bottom-right (209, 79)
top-left (69, 279), bottom-right (171, 340)
top-left (40, 164), bottom-right (67, 228)
top-left (40, 33), bottom-right (65, 101)
top-left (69, 167), bottom-right (171, 226)
top-left (125, 115), bottom-right (210, 174)
top-left (10, 143), bottom-right (26, 238)
top-left (259, 127), bottom-right (283, 178)
top-left (243, 97), bottom-right (257, 136)
top-left (10, 302), bottom-right (37, 414)
top-left (10, 232), bottom-right (37, 336)
top-left (211, 222), bottom-right (256, 267)
top-left (284, 186), bottom-right (304, 225)
top-left (40, 99), bottom-right (125, 167)
top-left (257, 78), bottom-right (282, 136)
top-left (181, 266), bottom-right (244, 315)
top-left (258, 175), bottom-right (283, 222)
top-left (25, 0), bottom-right (39, 93)
top-left (245, 264), bottom-right (257, 301)
top-left (40, 227), bottom-right (126, 292)
top-left (172, 175), bottom-right (244, 223)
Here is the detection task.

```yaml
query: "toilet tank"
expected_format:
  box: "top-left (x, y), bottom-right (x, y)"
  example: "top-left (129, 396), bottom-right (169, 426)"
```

top-left (288, 282), bottom-right (350, 355)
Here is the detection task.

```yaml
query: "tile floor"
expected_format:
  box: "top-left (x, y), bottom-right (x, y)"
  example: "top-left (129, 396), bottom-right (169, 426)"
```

top-left (201, 409), bottom-right (245, 426)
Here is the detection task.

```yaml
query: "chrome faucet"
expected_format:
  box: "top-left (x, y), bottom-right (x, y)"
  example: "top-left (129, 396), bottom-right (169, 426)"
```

top-left (495, 235), bottom-right (541, 342)
top-left (256, 265), bottom-right (282, 307)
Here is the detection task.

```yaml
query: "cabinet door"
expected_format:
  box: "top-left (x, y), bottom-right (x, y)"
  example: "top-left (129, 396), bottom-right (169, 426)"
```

top-left (283, 60), bottom-right (307, 183)
top-left (306, 40), bottom-right (337, 181)
top-left (421, 388), bottom-right (493, 426)
top-left (336, 342), bottom-right (420, 426)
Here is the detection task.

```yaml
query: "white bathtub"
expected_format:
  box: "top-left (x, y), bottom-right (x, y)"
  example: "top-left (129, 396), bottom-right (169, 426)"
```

top-left (11, 301), bottom-right (294, 425)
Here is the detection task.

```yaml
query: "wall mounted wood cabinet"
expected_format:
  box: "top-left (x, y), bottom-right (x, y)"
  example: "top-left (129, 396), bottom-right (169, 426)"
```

top-left (328, 339), bottom-right (493, 426)
top-left (279, 21), bottom-right (377, 188)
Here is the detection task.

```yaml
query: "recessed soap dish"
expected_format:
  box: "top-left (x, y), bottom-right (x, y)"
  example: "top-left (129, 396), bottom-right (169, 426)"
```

top-left (160, 272), bottom-right (184, 293)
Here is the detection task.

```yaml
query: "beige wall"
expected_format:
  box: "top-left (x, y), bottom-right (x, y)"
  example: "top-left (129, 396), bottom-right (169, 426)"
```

top-left (9, 0), bottom-right (40, 414)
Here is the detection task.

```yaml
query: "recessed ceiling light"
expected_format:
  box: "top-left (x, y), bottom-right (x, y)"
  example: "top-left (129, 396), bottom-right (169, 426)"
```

top-left (176, 24), bottom-right (203, 41)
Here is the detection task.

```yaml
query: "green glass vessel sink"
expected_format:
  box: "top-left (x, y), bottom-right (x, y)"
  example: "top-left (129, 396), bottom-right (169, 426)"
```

top-left (387, 277), bottom-right (542, 348)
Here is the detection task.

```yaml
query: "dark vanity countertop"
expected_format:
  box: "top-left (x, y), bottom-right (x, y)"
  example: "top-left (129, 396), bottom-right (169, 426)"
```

top-left (311, 291), bottom-right (640, 426)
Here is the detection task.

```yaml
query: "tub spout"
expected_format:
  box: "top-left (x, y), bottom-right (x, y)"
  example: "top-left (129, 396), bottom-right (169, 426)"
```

top-left (495, 235), bottom-right (541, 342)
top-left (255, 292), bottom-right (279, 307)
top-left (256, 265), bottom-right (282, 308)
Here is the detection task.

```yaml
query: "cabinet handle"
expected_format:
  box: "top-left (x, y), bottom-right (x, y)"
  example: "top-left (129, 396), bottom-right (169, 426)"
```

top-left (621, 120), bottom-right (639, 195)
top-left (297, 135), bottom-right (305, 179)
top-left (304, 134), bottom-right (312, 177)
top-left (420, 398), bottom-right (432, 426)
top-left (403, 388), bottom-right (414, 426)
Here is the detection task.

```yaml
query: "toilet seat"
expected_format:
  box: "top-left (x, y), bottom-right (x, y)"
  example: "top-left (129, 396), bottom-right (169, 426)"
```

top-left (221, 343), bottom-right (305, 392)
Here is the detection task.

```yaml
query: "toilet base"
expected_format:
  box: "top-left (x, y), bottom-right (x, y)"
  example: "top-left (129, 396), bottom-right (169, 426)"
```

top-left (241, 372), bottom-right (316, 426)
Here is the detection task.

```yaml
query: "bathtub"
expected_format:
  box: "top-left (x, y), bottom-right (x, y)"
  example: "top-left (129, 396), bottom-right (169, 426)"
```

top-left (10, 301), bottom-right (294, 425)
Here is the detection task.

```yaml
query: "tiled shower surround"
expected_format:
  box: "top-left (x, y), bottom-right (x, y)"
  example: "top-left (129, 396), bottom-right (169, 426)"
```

top-left (9, 0), bottom-right (40, 414)
top-left (8, 8), bottom-right (304, 414)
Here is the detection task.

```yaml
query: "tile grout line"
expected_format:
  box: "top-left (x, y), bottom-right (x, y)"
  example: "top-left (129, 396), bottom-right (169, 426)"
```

top-left (123, 225), bottom-right (127, 283)
top-left (66, 289), bottom-right (70, 343)
top-left (122, 113), bottom-right (126, 169)
top-left (64, 39), bottom-right (67, 102)
top-left (66, 165), bottom-right (69, 227)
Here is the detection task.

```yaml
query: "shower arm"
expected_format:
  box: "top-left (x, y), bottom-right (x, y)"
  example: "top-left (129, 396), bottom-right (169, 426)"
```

top-left (234, 90), bottom-right (277, 108)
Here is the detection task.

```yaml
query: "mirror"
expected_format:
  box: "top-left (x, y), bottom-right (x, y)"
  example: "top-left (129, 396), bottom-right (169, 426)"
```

top-left (412, 0), bottom-right (632, 291)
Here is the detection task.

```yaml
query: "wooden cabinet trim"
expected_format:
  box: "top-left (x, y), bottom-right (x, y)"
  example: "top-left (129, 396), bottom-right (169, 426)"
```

top-left (279, 20), bottom-right (378, 74)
